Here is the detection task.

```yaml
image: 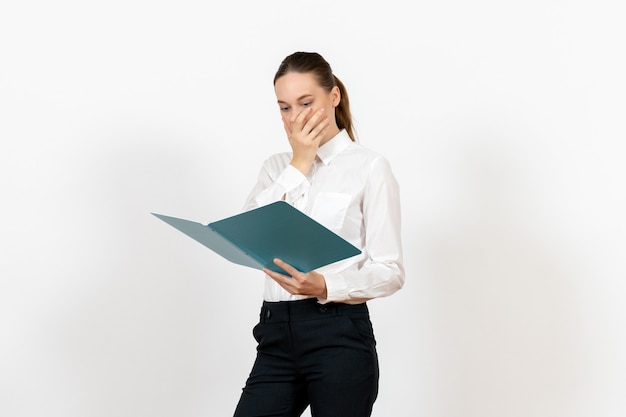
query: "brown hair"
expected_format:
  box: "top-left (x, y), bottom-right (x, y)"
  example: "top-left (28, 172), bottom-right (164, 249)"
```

top-left (273, 52), bottom-right (355, 141)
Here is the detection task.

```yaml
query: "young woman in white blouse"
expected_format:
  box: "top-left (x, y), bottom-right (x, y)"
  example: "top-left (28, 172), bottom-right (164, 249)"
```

top-left (234, 51), bottom-right (405, 417)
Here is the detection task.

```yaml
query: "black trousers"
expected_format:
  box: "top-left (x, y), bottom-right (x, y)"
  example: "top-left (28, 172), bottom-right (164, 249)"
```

top-left (234, 298), bottom-right (379, 417)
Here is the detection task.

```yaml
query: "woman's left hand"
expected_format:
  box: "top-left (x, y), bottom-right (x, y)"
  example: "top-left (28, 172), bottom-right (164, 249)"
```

top-left (263, 259), bottom-right (327, 299)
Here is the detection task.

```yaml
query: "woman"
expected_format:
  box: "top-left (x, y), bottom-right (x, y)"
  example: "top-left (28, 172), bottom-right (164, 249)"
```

top-left (234, 51), bottom-right (404, 417)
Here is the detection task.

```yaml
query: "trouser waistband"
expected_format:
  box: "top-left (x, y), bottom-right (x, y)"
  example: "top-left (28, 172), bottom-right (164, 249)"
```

top-left (260, 298), bottom-right (368, 323)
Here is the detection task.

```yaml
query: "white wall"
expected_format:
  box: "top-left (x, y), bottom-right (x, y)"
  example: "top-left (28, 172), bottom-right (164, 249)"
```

top-left (1, 1), bottom-right (624, 416)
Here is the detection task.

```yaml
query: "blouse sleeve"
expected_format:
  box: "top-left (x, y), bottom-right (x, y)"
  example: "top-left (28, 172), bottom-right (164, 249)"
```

top-left (320, 156), bottom-right (405, 303)
top-left (242, 157), bottom-right (310, 211)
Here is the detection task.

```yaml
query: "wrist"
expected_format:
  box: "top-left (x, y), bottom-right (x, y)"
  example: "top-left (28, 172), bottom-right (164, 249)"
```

top-left (317, 273), bottom-right (327, 299)
top-left (290, 158), bottom-right (314, 176)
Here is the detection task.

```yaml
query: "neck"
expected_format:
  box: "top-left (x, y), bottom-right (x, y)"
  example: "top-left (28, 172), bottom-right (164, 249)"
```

top-left (320, 126), bottom-right (341, 146)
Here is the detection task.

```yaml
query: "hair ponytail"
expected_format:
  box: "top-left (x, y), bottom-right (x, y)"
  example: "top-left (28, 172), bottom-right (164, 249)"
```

top-left (333, 75), bottom-right (355, 142)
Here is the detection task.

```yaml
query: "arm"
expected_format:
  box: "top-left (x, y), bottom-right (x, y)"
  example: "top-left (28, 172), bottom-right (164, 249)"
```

top-left (263, 156), bottom-right (405, 304)
top-left (242, 159), bottom-right (309, 211)
top-left (243, 107), bottom-right (329, 211)
top-left (322, 156), bottom-right (405, 303)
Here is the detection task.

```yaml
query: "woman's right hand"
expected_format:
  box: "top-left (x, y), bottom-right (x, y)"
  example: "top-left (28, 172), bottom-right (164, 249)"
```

top-left (283, 107), bottom-right (329, 175)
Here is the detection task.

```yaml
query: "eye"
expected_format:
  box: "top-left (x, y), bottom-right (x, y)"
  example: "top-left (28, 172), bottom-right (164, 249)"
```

top-left (279, 106), bottom-right (290, 112)
top-left (302, 102), bottom-right (311, 107)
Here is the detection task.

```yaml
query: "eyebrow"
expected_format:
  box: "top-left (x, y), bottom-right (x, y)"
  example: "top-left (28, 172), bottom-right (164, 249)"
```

top-left (277, 94), bottom-right (314, 104)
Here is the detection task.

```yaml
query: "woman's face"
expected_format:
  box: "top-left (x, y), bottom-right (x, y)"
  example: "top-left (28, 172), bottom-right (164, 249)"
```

top-left (274, 71), bottom-right (340, 138)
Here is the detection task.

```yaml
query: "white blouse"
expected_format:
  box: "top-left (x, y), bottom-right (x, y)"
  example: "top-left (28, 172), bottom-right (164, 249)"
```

top-left (243, 130), bottom-right (405, 304)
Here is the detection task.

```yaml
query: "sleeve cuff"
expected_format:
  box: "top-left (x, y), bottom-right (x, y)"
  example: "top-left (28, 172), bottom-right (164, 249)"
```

top-left (252, 164), bottom-right (309, 208)
top-left (318, 272), bottom-right (349, 304)
top-left (276, 164), bottom-right (308, 190)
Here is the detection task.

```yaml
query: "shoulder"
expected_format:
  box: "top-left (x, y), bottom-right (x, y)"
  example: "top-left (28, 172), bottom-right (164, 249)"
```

top-left (260, 151), bottom-right (292, 172)
top-left (345, 141), bottom-right (395, 172)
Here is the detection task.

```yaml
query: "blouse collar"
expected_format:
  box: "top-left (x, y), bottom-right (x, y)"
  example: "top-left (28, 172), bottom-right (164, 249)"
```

top-left (317, 129), bottom-right (352, 165)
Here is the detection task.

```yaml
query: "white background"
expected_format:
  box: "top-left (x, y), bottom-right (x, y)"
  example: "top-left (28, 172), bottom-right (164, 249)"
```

top-left (1, 1), bottom-right (625, 416)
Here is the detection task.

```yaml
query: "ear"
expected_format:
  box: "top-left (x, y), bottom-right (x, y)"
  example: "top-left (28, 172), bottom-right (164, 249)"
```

top-left (331, 85), bottom-right (341, 107)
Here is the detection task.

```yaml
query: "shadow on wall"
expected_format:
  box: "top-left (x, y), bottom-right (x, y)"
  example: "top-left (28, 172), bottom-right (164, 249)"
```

top-left (419, 139), bottom-right (587, 417)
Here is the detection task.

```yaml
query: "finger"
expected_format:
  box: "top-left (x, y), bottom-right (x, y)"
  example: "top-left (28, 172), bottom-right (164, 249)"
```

top-left (309, 116), bottom-right (330, 140)
top-left (301, 108), bottom-right (326, 136)
top-left (290, 107), bottom-right (313, 128)
top-left (263, 266), bottom-right (292, 283)
top-left (273, 258), bottom-right (299, 278)
top-left (263, 268), bottom-right (297, 294)
top-left (263, 267), bottom-right (289, 282)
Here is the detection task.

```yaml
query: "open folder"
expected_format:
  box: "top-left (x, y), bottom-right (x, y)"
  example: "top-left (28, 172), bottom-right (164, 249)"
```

top-left (152, 201), bottom-right (361, 274)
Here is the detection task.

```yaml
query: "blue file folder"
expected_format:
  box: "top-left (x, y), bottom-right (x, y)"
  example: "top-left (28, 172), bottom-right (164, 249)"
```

top-left (152, 201), bottom-right (361, 274)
